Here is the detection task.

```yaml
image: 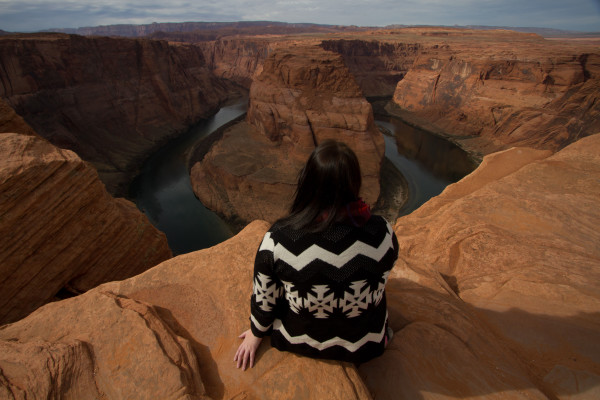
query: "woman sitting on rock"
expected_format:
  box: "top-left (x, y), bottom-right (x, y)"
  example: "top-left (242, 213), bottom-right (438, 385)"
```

top-left (234, 139), bottom-right (398, 370)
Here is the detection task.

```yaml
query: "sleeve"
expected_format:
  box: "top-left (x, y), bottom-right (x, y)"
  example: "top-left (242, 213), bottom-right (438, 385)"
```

top-left (391, 227), bottom-right (399, 263)
top-left (249, 231), bottom-right (282, 338)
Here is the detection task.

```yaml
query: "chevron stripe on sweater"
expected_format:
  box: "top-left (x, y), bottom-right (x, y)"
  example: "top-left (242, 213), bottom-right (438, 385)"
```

top-left (273, 312), bottom-right (387, 352)
top-left (259, 230), bottom-right (395, 271)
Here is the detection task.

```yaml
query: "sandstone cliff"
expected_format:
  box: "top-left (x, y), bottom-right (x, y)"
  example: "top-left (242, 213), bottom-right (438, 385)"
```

top-left (389, 29), bottom-right (600, 157)
top-left (0, 33), bottom-right (233, 195)
top-left (0, 121), bottom-right (172, 323)
top-left (321, 39), bottom-right (420, 98)
top-left (197, 38), bottom-right (279, 88)
top-left (191, 45), bottom-right (384, 224)
top-left (377, 133), bottom-right (600, 398)
top-left (2, 134), bottom-right (599, 398)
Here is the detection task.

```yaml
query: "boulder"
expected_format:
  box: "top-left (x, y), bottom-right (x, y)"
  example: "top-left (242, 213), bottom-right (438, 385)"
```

top-left (380, 133), bottom-right (600, 398)
top-left (0, 131), bottom-right (171, 324)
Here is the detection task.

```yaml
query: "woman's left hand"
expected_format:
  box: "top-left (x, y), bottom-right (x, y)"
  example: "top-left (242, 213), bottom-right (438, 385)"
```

top-left (234, 329), bottom-right (263, 371)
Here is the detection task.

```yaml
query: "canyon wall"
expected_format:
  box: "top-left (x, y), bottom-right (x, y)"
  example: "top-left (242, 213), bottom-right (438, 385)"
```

top-left (390, 29), bottom-right (600, 157)
top-left (0, 106), bottom-right (172, 324)
top-left (3, 133), bottom-right (599, 398)
top-left (191, 45), bottom-right (384, 224)
top-left (0, 33), bottom-right (233, 195)
top-left (192, 29), bottom-right (600, 168)
top-left (196, 38), bottom-right (278, 88)
top-left (321, 39), bottom-right (420, 98)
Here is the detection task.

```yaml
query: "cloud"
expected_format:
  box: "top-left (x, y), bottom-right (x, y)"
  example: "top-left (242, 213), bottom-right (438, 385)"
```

top-left (0, 0), bottom-right (598, 32)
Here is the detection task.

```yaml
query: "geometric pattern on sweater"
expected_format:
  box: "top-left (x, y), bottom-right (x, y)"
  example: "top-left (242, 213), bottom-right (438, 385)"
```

top-left (273, 312), bottom-right (388, 352)
top-left (253, 272), bottom-right (282, 312)
top-left (249, 215), bottom-right (399, 363)
top-left (259, 228), bottom-right (395, 271)
top-left (281, 270), bottom-right (390, 318)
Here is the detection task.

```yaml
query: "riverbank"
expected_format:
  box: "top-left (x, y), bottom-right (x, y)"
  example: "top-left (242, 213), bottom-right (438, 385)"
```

top-left (370, 97), bottom-right (484, 166)
top-left (185, 112), bottom-right (247, 171)
top-left (187, 115), bottom-right (411, 229)
top-left (372, 156), bottom-right (409, 224)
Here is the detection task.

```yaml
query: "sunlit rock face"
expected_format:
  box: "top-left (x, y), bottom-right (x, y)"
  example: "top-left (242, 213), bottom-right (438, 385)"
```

top-left (0, 109), bottom-right (171, 324)
top-left (0, 33), bottom-right (232, 195)
top-left (2, 133), bottom-right (600, 398)
top-left (0, 221), bottom-right (372, 400)
top-left (390, 29), bottom-right (600, 157)
top-left (373, 133), bottom-right (600, 399)
top-left (191, 45), bottom-right (384, 225)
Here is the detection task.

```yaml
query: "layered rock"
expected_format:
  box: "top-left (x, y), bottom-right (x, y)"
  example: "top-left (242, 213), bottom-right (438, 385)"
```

top-left (191, 45), bottom-right (384, 224)
top-left (0, 221), bottom-right (371, 400)
top-left (3, 133), bottom-right (600, 398)
top-left (321, 39), bottom-right (420, 97)
top-left (197, 38), bottom-right (280, 88)
top-left (379, 133), bottom-right (600, 398)
top-left (390, 29), bottom-right (600, 156)
top-left (0, 129), bottom-right (172, 324)
top-left (0, 98), bottom-right (35, 136)
top-left (0, 33), bottom-right (232, 195)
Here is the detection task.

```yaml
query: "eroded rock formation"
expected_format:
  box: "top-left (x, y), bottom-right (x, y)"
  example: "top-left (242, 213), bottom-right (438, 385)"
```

top-left (3, 134), bottom-right (599, 398)
top-left (0, 126), bottom-right (171, 324)
top-left (321, 39), bottom-right (420, 97)
top-left (0, 221), bottom-right (371, 400)
top-left (376, 133), bottom-right (600, 398)
top-left (0, 33), bottom-right (233, 195)
top-left (197, 38), bottom-right (279, 88)
top-left (389, 28), bottom-right (600, 157)
top-left (191, 45), bottom-right (384, 224)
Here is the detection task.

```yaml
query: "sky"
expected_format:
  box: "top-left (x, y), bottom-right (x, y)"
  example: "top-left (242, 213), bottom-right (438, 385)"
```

top-left (1, 0), bottom-right (599, 33)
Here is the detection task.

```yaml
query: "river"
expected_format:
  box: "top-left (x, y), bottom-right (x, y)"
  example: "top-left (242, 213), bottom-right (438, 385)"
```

top-left (131, 101), bottom-right (475, 255)
top-left (130, 100), bottom-right (246, 255)
top-left (376, 117), bottom-right (476, 215)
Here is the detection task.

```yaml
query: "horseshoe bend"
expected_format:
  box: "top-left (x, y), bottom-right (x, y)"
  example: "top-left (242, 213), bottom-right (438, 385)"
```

top-left (1, 25), bottom-right (600, 399)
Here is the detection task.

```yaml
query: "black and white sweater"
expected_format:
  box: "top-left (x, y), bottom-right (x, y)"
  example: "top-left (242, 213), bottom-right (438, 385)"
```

top-left (249, 215), bottom-right (399, 364)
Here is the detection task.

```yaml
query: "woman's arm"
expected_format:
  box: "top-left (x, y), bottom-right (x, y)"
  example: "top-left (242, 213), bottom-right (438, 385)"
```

top-left (235, 231), bottom-right (281, 370)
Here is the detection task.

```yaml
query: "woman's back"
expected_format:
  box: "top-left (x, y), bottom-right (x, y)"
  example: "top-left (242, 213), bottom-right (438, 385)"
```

top-left (251, 214), bottom-right (398, 363)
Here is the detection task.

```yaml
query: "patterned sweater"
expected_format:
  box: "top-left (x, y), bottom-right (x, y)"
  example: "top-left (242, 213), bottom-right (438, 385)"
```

top-left (249, 215), bottom-right (399, 364)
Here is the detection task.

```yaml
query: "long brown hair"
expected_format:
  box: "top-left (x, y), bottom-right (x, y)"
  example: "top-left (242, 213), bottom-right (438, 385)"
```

top-left (279, 140), bottom-right (362, 232)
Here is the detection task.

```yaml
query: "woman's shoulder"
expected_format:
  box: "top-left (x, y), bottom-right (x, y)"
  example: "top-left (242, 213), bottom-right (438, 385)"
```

top-left (361, 214), bottom-right (394, 234)
top-left (266, 214), bottom-right (392, 247)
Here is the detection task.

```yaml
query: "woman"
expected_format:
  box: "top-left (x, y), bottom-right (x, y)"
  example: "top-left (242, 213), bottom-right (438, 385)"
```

top-left (234, 140), bottom-right (398, 370)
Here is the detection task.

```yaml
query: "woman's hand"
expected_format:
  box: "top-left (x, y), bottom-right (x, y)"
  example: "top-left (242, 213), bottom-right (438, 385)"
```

top-left (234, 329), bottom-right (263, 371)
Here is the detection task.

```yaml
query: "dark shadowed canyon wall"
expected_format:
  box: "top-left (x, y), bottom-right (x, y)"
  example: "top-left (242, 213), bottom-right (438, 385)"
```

top-left (0, 33), bottom-right (235, 195)
top-left (321, 39), bottom-right (421, 97)
top-left (196, 38), bottom-right (277, 88)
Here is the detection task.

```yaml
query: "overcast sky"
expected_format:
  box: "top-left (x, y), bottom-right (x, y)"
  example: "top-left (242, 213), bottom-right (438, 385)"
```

top-left (1, 0), bottom-right (599, 33)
